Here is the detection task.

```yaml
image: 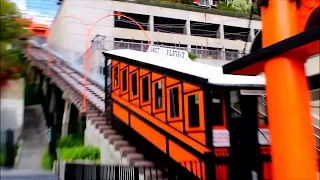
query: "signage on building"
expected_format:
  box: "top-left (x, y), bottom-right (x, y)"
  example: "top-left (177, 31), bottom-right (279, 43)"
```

top-left (212, 129), bottom-right (230, 147)
top-left (240, 90), bottom-right (266, 96)
top-left (147, 46), bottom-right (189, 61)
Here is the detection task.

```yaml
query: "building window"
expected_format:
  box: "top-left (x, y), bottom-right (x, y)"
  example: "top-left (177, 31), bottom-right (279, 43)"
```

top-left (131, 72), bottom-right (138, 97)
top-left (154, 81), bottom-right (163, 109)
top-left (121, 69), bottom-right (128, 92)
top-left (188, 94), bottom-right (200, 127)
top-left (169, 87), bottom-right (179, 118)
top-left (142, 76), bottom-right (149, 102)
top-left (113, 66), bottom-right (119, 88)
top-left (212, 91), bottom-right (224, 126)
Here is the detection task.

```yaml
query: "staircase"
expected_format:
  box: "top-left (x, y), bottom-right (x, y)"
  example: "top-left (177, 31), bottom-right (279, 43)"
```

top-left (84, 114), bottom-right (169, 179)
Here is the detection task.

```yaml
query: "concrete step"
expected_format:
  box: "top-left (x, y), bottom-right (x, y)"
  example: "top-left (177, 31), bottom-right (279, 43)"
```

top-left (102, 129), bottom-right (117, 139)
top-left (85, 115), bottom-right (168, 180)
top-left (98, 125), bottom-right (112, 133)
top-left (120, 146), bottom-right (136, 157)
top-left (127, 153), bottom-right (144, 165)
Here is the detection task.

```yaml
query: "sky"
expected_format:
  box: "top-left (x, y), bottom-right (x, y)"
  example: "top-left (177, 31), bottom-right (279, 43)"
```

top-left (10, 0), bottom-right (59, 26)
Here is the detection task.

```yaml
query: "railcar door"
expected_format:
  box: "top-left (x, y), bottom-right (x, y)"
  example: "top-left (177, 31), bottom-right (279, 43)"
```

top-left (226, 89), bottom-right (270, 180)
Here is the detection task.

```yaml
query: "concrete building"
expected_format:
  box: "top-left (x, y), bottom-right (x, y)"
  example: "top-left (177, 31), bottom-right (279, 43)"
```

top-left (49, 0), bottom-right (261, 70)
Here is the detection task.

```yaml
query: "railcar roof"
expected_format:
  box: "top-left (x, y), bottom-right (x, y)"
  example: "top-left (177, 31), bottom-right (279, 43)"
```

top-left (104, 49), bottom-right (265, 87)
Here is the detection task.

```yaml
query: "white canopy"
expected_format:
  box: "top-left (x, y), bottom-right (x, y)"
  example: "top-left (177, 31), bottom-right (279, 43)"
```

top-left (104, 49), bottom-right (265, 86)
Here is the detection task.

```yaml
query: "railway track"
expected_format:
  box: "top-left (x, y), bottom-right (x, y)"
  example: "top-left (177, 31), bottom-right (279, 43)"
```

top-left (27, 45), bottom-right (170, 180)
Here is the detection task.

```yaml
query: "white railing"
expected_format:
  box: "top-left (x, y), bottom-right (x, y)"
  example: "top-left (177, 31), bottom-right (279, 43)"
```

top-left (99, 40), bottom-right (244, 61)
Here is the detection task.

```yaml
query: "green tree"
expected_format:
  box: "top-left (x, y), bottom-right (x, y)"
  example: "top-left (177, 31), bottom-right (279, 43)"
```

top-left (230, 0), bottom-right (252, 13)
top-left (0, 0), bottom-right (31, 86)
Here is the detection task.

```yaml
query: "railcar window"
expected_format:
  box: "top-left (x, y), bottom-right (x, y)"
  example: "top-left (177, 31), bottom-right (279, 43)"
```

top-left (122, 69), bottom-right (128, 91)
top-left (114, 66), bottom-right (119, 87)
top-left (258, 96), bottom-right (268, 125)
top-left (230, 90), bottom-right (241, 118)
top-left (154, 81), bottom-right (163, 109)
top-left (188, 94), bottom-right (200, 127)
top-left (212, 92), bottom-right (224, 126)
top-left (131, 73), bottom-right (138, 96)
top-left (142, 76), bottom-right (149, 102)
top-left (170, 87), bottom-right (179, 118)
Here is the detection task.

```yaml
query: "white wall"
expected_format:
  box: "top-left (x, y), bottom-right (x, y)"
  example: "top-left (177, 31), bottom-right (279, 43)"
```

top-left (0, 78), bottom-right (25, 139)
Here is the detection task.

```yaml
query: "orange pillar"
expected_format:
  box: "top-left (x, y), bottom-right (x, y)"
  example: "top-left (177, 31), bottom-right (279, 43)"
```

top-left (261, 0), bottom-right (318, 179)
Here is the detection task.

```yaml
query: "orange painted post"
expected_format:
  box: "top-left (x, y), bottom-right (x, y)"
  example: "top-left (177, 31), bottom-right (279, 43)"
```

top-left (261, 0), bottom-right (318, 179)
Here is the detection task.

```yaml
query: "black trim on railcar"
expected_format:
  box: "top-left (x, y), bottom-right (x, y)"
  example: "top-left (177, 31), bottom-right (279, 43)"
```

top-left (112, 98), bottom-right (207, 160)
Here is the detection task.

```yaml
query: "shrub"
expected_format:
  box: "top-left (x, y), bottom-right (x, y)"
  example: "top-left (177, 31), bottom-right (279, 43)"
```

top-left (60, 146), bottom-right (100, 162)
top-left (0, 152), bottom-right (5, 166)
top-left (188, 52), bottom-right (197, 60)
top-left (41, 149), bottom-right (54, 170)
top-left (0, 48), bottom-right (27, 85)
top-left (180, 0), bottom-right (193, 5)
top-left (165, 0), bottom-right (180, 3)
top-left (57, 133), bottom-right (84, 148)
top-left (230, 0), bottom-right (252, 13)
top-left (113, 0), bottom-right (261, 20)
top-left (0, 144), bottom-right (19, 167)
top-left (217, 1), bottom-right (234, 11)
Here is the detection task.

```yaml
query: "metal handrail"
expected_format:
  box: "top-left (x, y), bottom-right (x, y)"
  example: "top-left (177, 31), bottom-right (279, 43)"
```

top-left (231, 105), bottom-right (241, 114)
top-left (259, 111), bottom-right (267, 117)
top-left (230, 105), bottom-right (269, 143)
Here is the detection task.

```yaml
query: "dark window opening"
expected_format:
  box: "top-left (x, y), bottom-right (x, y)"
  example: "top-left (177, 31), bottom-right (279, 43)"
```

top-left (190, 21), bottom-right (220, 38)
top-left (114, 12), bottom-right (149, 30)
top-left (188, 94), bottom-right (200, 127)
top-left (212, 91), bottom-right (224, 126)
top-left (131, 73), bottom-right (137, 96)
top-left (114, 66), bottom-right (119, 87)
top-left (142, 76), bottom-right (149, 102)
top-left (170, 87), bottom-right (179, 118)
top-left (154, 16), bottom-right (186, 34)
top-left (122, 69), bottom-right (127, 91)
top-left (224, 25), bottom-right (250, 41)
top-left (154, 81), bottom-right (163, 109)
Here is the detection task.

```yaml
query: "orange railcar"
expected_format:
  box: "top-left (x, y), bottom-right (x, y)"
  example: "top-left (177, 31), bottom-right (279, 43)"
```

top-left (103, 49), bottom-right (271, 180)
